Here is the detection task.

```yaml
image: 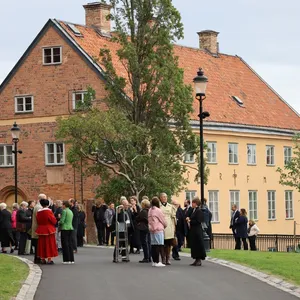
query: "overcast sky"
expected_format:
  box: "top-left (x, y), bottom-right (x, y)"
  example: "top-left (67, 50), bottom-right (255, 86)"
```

top-left (0, 0), bottom-right (299, 114)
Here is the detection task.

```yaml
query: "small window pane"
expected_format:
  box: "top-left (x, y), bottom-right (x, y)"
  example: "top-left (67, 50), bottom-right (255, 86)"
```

top-left (44, 49), bottom-right (52, 64)
top-left (47, 154), bottom-right (55, 164)
top-left (53, 48), bottom-right (61, 63)
top-left (47, 144), bottom-right (54, 154)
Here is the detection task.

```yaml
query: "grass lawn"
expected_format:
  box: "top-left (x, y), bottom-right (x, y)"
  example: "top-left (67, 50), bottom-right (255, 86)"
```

top-left (183, 249), bottom-right (300, 285)
top-left (0, 255), bottom-right (29, 300)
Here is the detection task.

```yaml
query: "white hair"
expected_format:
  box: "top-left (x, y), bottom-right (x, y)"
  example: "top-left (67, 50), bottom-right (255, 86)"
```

top-left (0, 203), bottom-right (7, 210)
top-left (55, 200), bottom-right (63, 207)
top-left (160, 193), bottom-right (167, 197)
top-left (20, 201), bottom-right (28, 208)
top-left (38, 194), bottom-right (47, 200)
top-left (13, 203), bottom-right (19, 210)
top-left (120, 196), bottom-right (127, 202)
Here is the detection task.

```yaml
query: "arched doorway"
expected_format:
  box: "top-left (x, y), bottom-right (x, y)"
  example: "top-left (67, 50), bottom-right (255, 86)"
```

top-left (0, 186), bottom-right (27, 208)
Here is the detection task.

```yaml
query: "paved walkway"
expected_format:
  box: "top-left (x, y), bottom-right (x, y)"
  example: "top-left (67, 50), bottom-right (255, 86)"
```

top-left (33, 247), bottom-right (298, 300)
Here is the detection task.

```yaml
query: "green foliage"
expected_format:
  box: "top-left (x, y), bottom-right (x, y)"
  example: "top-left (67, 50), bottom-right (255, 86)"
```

top-left (74, 86), bottom-right (95, 111)
top-left (277, 134), bottom-right (300, 192)
top-left (56, 0), bottom-right (209, 200)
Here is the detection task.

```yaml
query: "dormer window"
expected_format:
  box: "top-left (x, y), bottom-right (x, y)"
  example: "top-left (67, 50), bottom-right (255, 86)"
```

top-left (43, 47), bottom-right (62, 65)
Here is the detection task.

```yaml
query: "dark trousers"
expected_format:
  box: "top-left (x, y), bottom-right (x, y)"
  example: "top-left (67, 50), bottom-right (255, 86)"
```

top-left (61, 230), bottom-right (75, 262)
top-left (236, 237), bottom-right (248, 250)
top-left (77, 231), bottom-right (84, 247)
top-left (248, 235), bottom-right (257, 251)
top-left (31, 238), bottom-right (39, 262)
top-left (12, 230), bottom-right (20, 249)
top-left (172, 231), bottom-right (184, 258)
top-left (71, 229), bottom-right (77, 251)
top-left (106, 226), bottom-right (115, 246)
top-left (18, 232), bottom-right (28, 255)
top-left (96, 222), bottom-right (105, 245)
top-left (140, 230), bottom-right (151, 260)
top-left (151, 245), bottom-right (164, 263)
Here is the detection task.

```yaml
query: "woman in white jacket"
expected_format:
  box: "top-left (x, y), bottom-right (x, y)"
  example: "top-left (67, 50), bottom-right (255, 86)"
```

top-left (248, 220), bottom-right (260, 251)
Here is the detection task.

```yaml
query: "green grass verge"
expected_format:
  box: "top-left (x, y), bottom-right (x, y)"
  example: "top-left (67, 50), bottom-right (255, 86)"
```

top-left (183, 249), bottom-right (300, 285)
top-left (0, 255), bottom-right (29, 300)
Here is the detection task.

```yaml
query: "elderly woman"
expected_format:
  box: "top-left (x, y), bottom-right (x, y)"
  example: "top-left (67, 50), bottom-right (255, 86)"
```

top-left (186, 197), bottom-right (206, 266)
top-left (0, 203), bottom-right (15, 253)
top-left (11, 203), bottom-right (20, 251)
top-left (159, 193), bottom-right (176, 265)
top-left (17, 201), bottom-right (31, 255)
top-left (148, 197), bottom-right (167, 267)
top-left (36, 199), bottom-right (58, 264)
top-left (136, 198), bottom-right (151, 263)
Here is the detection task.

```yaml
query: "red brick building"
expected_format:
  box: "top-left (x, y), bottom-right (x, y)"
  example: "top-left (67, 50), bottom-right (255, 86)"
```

top-left (1, 1), bottom-right (299, 232)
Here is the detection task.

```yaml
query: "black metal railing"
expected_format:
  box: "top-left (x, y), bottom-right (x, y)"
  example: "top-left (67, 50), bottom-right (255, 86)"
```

top-left (211, 233), bottom-right (300, 252)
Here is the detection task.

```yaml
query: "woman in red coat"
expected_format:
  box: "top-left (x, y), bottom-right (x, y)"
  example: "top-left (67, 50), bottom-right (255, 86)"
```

top-left (36, 199), bottom-right (58, 264)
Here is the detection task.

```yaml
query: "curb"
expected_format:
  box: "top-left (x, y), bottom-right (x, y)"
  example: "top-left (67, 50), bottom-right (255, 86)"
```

top-left (181, 252), bottom-right (300, 299)
top-left (12, 256), bottom-right (42, 300)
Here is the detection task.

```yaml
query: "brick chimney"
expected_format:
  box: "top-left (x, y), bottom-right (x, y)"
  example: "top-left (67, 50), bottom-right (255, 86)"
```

top-left (83, 2), bottom-right (112, 33)
top-left (197, 30), bottom-right (219, 55)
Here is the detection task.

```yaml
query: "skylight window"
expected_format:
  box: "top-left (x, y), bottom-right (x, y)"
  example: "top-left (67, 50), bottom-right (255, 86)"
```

top-left (232, 96), bottom-right (244, 106)
top-left (67, 23), bottom-right (82, 36)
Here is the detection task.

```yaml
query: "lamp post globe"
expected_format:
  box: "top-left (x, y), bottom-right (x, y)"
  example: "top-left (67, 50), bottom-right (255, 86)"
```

top-left (11, 122), bottom-right (21, 141)
top-left (193, 68), bottom-right (208, 97)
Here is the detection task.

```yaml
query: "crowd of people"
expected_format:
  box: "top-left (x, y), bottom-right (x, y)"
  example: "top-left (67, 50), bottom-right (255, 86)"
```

top-left (0, 193), bottom-right (259, 267)
top-left (230, 204), bottom-right (260, 251)
top-left (0, 194), bottom-right (86, 264)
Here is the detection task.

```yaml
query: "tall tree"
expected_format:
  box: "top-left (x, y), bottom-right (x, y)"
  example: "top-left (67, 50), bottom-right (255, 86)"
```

top-left (277, 134), bottom-right (300, 192)
top-left (56, 0), bottom-right (207, 199)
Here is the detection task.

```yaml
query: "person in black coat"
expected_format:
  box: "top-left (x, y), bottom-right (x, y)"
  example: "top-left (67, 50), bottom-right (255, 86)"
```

top-left (129, 196), bottom-right (141, 254)
top-left (184, 199), bottom-right (193, 248)
top-left (0, 203), bottom-right (15, 253)
top-left (230, 204), bottom-right (240, 250)
top-left (235, 208), bottom-right (249, 250)
top-left (77, 204), bottom-right (86, 247)
top-left (70, 199), bottom-right (79, 252)
top-left (172, 200), bottom-right (186, 260)
top-left (17, 202), bottom-right (32, 255)
top-left (136, 199), bottom-right (151, 263)
top-left (186, 197), bottom-right (206, 266)
top-left (92, 200), bottom-right (107, 246)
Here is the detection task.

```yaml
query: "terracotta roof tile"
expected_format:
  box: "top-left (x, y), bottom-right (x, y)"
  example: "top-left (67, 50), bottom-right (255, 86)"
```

top-left (59, 21), bottom-right (300, 131)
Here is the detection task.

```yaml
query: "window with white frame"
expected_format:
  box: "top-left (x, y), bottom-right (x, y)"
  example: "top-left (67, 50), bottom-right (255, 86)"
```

top-left (184, 152), bottom-right (195, 163)
top-left (185, 190), bottom-right (196, 202)
top-left (207, 142), bottom-right (217, 163)
top-left (72, 91), bottom-right (87, 110)
top-left (285, 191), bottom-right (294, 219)
top-left (228, 143), bottom-right (238, 164)
top-left (0, 145), bottom-right (13, 167)
top-left (266, 145), bottom-right (275, 165)
top-left (267, 191), bottom-right (276, 220)
top-left (15, 96), bottom-right (33, 113)
top-left (230, 190), bottom-right (240, 214)
top-left (284, 147), bottom-right (292, 166)
top-left (247, 144), bottom-right (256, 165)
top-left (45, 143), bottom-right (65, 165)
top-left (208, 190), bottom-right (219, 222)
top-left (43, 47), bottom-right (62, 65)
top-left (248, 191), bottom-right (258, 220)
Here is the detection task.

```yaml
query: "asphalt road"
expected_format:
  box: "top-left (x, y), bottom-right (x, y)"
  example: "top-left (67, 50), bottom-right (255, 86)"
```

top-left (33, 247), bottom-right (298, 300)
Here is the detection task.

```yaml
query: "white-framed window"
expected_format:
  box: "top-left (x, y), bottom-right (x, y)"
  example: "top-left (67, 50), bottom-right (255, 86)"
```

top-left (247, 144), bottom-right (256, 165)
top-left (230, 190), bottom-right (240, 215)
top-left (266, 145), bottom-right (275, 166)
top-left (14, 95), bottom-right (34, 113)
top-left (248, 190), bottom-right (258, 220)
top-left (45, 143), bottom-right (65, 166)
top-left (208, 190), bottom-right (219, 223)
top-left (184, 152), bottom-right (195, 164)
top-left (43, 46), bottom-right (62, 65)
top-left (228, 143), bottom-right (238, 164)
top-left (185, 190), bottom-right (196, 202)
top-left (285, 191), bottom-right (294, 219)
top-left (267, 191), bottom-right (276, 220)
top-left (284, 147), bottom-right (292, 166)
top-left (72, 91), bottom-right (87, 110)
top-left (207, 142), bottom-right (217, 163)
top-left (0, 145), bottom-right (14, 167)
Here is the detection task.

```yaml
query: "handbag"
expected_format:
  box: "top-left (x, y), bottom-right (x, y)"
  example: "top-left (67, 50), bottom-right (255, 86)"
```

top-left (16, 222), bottom-right (26, 233)
top-left (171, 236), bottom-right (178, 247)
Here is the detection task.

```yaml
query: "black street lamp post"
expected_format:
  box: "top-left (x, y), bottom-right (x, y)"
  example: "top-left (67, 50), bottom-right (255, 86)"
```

top-left (193, 68), bottom-right (210, 252)
top-left (11, 122), bottom-right (22, 204)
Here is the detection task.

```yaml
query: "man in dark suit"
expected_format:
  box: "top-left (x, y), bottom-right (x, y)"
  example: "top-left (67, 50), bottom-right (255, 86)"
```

top-left (230, 204), bottom-right (240, 249)
top-left (184, 199), bottom-right (193, 248)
